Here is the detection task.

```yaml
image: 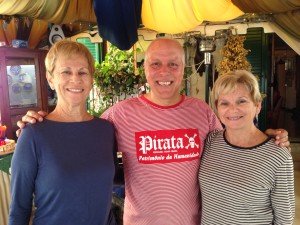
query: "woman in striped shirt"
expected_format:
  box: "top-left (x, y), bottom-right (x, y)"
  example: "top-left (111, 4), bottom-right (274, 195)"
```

top-left (199, 70), bottom-right (295, 224)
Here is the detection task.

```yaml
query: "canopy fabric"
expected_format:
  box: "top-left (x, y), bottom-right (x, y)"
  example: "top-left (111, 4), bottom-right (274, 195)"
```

top-left (28, 20), bottom-right (49, 48)
top-left (141, 0), bottom-right (244, 34)
top-left (192, 0), bottom-right (244, 22)
top-left (0, 0), bottom-right (96, 48)
top-left (141, 0), bottom-right (205, 34)
top-left (232, 0), bottom-right (300, 39)
top-left (93, 0), bottom-right (142, 50)
top-left (232, 0), bottom-right (300, 13)
top-left (0, 0), bottom-right (96, 24)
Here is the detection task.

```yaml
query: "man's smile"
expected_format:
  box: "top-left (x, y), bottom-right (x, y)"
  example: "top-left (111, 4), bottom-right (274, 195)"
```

top-left (157, 81), bottom-right (172, 86)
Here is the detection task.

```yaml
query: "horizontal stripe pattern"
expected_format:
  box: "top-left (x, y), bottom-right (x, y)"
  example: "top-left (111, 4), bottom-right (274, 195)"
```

top-left (102, 95), bottom-right (222, 225)
top-left (199, 130), bottom-right (295, 225)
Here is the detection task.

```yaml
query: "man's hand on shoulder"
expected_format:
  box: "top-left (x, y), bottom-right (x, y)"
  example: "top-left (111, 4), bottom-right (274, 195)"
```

top-left (265, 128), bottom-right (291, 152)
top-left (16, 110), bottom-right (48, 137)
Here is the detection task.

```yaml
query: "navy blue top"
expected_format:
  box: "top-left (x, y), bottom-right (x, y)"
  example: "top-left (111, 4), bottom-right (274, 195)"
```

top-left (9, 117), bottom-right (117, 225)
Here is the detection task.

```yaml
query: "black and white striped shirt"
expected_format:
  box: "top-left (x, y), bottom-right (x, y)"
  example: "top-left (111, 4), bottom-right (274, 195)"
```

top-left (199, 130), bottom-right (295, 225)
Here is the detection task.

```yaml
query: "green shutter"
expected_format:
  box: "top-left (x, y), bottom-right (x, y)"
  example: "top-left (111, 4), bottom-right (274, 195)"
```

top-left (76, 38), bottom-right (103, 62)
top-left (244, 27), bottom-right (271, 131)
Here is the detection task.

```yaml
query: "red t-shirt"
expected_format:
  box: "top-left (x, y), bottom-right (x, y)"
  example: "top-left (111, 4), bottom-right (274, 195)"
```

top-left (102, 95), bottom-right (222, 225)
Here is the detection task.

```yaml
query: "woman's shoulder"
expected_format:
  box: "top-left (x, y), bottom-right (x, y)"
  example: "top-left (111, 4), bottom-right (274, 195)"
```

top-left (264, 138), bottom-right (292, 159)
top-left (22, 119), bottom-right (50, 132)
top-left (205, 129), bottom-right (223, 146)
top-left (208, 129), bottom-right (223, 139)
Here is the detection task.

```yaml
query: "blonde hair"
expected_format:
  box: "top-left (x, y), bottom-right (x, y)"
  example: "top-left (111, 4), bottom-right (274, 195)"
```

top-left (45, 40), bottom-right (95, 77)
top-left (211, 70), bottom-right (262, 113)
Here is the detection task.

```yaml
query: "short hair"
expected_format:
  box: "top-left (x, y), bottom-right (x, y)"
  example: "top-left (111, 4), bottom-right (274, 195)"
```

top-left (211, 70), bottom-right (262, 113)
top-left (45, 40), bottom-right (95, 77)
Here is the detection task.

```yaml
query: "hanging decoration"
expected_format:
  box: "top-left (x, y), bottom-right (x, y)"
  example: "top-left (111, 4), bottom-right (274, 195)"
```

top-left (218, 35), bottom-right (251, 74)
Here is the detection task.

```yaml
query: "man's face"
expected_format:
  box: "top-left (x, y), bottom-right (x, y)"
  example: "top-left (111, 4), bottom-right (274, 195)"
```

top-left (144, 40), bottom-right (185, 105)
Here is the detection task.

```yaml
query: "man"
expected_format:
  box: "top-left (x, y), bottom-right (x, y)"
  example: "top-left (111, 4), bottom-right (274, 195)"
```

top-left (18, 38), bottom-right (290, 225)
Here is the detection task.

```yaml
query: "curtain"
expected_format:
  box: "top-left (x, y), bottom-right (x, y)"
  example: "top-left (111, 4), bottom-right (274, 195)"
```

top-left (28, 20), bottom-right (48, 48)
top-left (0, 19), bottom-right (17, 46)
top-left (94, 0), bottom-right (142, 50)
top-left (273, 10), bottom-right (300, 39)
top-left (0, 18), bottom-right (48, 48)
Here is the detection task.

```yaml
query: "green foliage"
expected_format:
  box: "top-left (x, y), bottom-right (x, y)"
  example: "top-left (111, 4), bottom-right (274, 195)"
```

top-left (87, 106), bottom-right (106, 118)
top-left (92, 44), bottom-right (145, 111)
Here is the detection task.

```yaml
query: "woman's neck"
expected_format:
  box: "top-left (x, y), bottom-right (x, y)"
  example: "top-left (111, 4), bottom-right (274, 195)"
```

top-left (46, 105), bottom-right (93, 122)
top-left (225, 127), bottom-right (268, 148)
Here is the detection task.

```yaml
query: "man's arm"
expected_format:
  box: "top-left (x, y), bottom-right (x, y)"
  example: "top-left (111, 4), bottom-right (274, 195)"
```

top-left (16, 110), bottom-right (291, 151)
top-left (16, 111), bottom-right (47, 137)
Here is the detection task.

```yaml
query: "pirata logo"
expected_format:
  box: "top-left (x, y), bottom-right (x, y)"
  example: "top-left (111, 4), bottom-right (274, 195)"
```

top-left (135, 128), bottom-right (201, 164)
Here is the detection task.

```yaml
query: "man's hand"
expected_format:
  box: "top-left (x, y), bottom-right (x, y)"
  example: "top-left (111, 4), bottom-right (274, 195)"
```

top-left (265, 128), bottom-right (291, 151)
top-left (16, 110), bottom-right (48, 137)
